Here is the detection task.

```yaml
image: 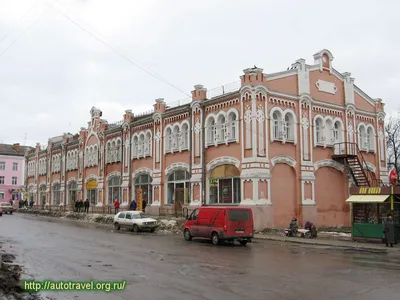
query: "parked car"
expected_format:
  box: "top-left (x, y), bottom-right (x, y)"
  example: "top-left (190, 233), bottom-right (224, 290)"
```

top-left (113, 211), bottom-right (158, 232)
top-left (183, 206), bottom-right (254, 245)
top-left (0, 202), bottom-right (14, 215)
top-left (0, 207), bottom-right (2, 216)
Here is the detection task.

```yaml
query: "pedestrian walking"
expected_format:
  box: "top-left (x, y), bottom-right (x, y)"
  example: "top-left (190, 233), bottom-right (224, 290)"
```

top-left (84, 198), bottom-right (90, 213)
top-left (383, 213), bottom-right (395, 247)
top-left (130, 200), bottom-right (137, 210)
top-left (114, 198), bottom-right (120, 214)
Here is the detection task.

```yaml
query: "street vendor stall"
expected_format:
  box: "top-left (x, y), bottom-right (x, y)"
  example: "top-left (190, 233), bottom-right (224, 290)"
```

top-left (346, 186), bottom-right (400, 242)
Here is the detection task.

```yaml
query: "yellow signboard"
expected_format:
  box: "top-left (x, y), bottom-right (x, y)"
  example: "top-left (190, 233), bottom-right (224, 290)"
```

top-left (86, 180), bottom-right (98, 190)
top-left (359, 187), bottom-right (381, 194)
top-left (136, 188), bottom-right (143, 211)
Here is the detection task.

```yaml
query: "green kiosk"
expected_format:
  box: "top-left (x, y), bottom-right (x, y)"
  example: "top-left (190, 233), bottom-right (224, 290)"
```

top-left (346, 186), bottom-right (400, 242)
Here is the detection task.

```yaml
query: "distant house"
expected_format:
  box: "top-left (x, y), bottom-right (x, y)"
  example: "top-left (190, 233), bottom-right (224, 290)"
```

top-left (0, 143), bottom-right (34, 203)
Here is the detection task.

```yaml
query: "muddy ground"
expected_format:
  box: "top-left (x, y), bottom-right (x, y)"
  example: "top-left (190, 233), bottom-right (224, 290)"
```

top-left (0, 247), bottom-right (41, 300)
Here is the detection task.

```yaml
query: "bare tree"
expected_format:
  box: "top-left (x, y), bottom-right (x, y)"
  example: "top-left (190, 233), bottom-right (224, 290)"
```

top-left (386, 111), bottom-right (400, 174)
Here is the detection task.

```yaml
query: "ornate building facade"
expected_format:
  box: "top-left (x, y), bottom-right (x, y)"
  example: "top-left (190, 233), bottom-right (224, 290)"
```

top-left (25, 49), bottom-right (388, 229)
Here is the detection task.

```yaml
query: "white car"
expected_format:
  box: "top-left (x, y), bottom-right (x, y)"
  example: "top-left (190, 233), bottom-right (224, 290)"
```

top-left (113, 211), bottom-right (158, 233)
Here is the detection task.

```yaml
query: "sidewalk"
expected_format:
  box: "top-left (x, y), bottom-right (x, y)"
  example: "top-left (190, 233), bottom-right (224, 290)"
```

top-left (254, 233), bottom-right (400, 254)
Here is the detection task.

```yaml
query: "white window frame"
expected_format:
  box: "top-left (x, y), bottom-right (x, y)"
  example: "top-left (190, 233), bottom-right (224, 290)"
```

top-left (12, 176), bottom-right (17, 185)
top-left (0, 191), bottom-right (4, 200)
top-left (0, 162), bottom-right (5, 170)
top-left (0, 176), bottom-right (4, 184)
top-left (12, 162), bottom-right (18, 171)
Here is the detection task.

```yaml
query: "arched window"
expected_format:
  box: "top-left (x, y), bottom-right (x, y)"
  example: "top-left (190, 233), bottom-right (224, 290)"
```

top-left (207, 117), bottom-right (215, 145)
top-left (132, 136), bottom-right (138, 158)
top-left (367, 127), bottom-right (375, 152)
top-left (359, 125), bottom-right (367, 150)
top-left (172, 125), bottom-right (179, 151)
top-left (166, 170), bottom-right (190, 205)
top-left (116, 139), bottom-right (122, 161)
top-left (106, 142), bottom-right (111, 163)
top-left (165, 128), bottom-right (172, 152)
top-left (39, 185), bottom-right (46, 205)
top-left (227, 112), bottom-right (237, 140)
top-left (315, 118), bottom-right (323, 145)
top-left (68, 181), bottom-right (77, 205)
top-left (108, 176), bottom-right (121, 204)
top-left (52, 183), bottom-right (61, 205)
top-left (217, 115), bottom-right (226, 143)
top-left (333, 121), bottom-right (340, 142)
top-left (284, 113), bottom-right (294, 142)
top-left (134, 174), bottom-right (153, 205)
top-left (144, 132), bottom-right (151, 156)
top-left (272, 111), bottom-right (282, 140)
top-left (181, 123), bottom-right (189, 149)
top-left (208, 164), bottom-right (240, 204)
top-left (325, 119), bottom-right (333, 145)
top-left (138, 134), bottom-right (144, 156)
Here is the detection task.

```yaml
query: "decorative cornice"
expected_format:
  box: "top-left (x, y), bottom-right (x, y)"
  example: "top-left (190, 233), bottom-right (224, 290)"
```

top-left (314, 159), bottom-right (344, 172)
top-left (206, 156), bottom-right (241, 172)
top-left (271, 155), bottom-right (296, 168)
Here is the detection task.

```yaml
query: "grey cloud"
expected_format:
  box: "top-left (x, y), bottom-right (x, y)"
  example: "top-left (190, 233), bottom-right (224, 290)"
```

top-left (0, 0), bottom-right (399, 145)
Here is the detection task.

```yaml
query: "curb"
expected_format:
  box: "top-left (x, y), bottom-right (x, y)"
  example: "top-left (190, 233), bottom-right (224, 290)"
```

top-left (253, 235), bottom-right (393, 253)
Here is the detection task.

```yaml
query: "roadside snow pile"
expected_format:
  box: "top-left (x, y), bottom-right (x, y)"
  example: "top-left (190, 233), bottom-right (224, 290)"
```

top-left (86, 214), bottom-right (114, 224)
top-left (156, 217), bottom-right (185, 234)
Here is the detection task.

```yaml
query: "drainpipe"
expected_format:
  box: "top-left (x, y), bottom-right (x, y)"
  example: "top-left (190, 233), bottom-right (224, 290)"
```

top-left (201, 104), bottom-right (206, 206)
top-left (188, 108), bottom-right (193, 206)
top-left (64, 146), bottom-right (67, 207)
top-left (128, 127), bottom-right (132, 204)
top-left (120, 130), bottom-right (124, 203)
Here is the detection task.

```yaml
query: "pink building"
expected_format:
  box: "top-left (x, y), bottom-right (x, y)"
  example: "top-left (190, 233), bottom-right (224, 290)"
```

top-left (0, 143), bottom-right (34, 203)
top-left (25, 49), bottom-right (388, 230)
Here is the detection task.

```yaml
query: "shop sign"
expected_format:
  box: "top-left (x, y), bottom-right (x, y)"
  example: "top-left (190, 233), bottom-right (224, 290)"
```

top-left (136, 188), bottom-right (143, 211)
top-left (389, 169), bottom-right (398, 185)
top-left (359, 187), bottom-right (381, 194)
top-left (210, 179), bottom-right (218, 187)
top-left (86, 180), bottom-right (98, 190)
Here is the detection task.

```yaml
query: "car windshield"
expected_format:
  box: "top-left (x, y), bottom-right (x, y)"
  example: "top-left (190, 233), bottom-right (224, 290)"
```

top-left (1, 203), bottom-right (11, 207)
top-left (139, 213), bottom-right (148, 219)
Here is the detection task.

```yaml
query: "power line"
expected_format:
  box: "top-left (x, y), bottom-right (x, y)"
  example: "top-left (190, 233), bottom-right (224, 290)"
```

top-left (0, 0), bottom-right (44, 45)
top-left (51, 5), bottom-right (190, 97)
top-left (0, 0), bottom-right (60, 61)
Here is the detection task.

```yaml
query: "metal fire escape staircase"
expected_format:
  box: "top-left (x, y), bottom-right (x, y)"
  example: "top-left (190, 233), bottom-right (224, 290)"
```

top-left (332, 142), bottom-right (382, 187)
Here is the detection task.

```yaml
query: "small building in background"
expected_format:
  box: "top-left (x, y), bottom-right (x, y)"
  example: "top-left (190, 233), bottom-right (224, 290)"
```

top-left (0, 143), bottom-right (34, 204)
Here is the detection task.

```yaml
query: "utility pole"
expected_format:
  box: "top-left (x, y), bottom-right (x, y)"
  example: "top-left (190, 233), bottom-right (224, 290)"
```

top-left (24, 133), bottom-right (27, 145)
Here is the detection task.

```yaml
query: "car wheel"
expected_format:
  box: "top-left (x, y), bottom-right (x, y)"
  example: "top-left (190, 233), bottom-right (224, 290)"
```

top-left (132, 224), bottom-right (139, 233)
top-left (114, 223), bottom-right (121, 231)
top-left (9, 211), bottom-right (12, 215)
top-left (0, 213), bottom-right (2, 217)
top-left (184, 229), bottom-right (192, 241)
top-left (239, 240), bottom-right (248, 246)
top-left (150, 228), bottom-right (155, 233)
top-left (211, 232), bottom-right (220, 245)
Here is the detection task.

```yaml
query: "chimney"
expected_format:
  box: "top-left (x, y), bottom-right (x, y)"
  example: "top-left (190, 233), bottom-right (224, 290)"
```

top-left (35, 142), bottom-right (41, 151)
top-left (191, 85), bottom-right (207, 101)
top-left (154, 98), bottom-right (166, 113)
top-left (124, 109), bottom-right (134, 123)
top-left (240, 67), bottom-right (264, 86)
top-left (13, 143), bottom-right (20, 152)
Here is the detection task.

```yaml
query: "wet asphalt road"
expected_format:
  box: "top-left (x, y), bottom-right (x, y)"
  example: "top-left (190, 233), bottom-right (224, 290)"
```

top-left (1, 214), bottom-right (400, 300)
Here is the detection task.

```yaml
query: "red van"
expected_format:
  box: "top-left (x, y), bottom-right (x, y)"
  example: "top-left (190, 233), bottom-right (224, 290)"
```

top-left (183, 206), bottom-right (254, 245)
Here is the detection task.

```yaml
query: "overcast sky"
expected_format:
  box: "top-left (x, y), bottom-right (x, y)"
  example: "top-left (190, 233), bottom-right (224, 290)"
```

top-left (0, 0), bottom-right (399, 146)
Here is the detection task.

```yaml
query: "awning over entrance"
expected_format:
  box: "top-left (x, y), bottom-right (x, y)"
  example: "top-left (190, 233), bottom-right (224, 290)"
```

top-left (345, 195), bottom-right (390, 203)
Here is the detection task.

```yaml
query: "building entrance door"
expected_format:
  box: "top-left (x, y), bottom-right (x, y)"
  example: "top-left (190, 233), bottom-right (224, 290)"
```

top-left (174, 188), bottom-right (184, 217)
top-left (87, 189), bottom-right (97, 206)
